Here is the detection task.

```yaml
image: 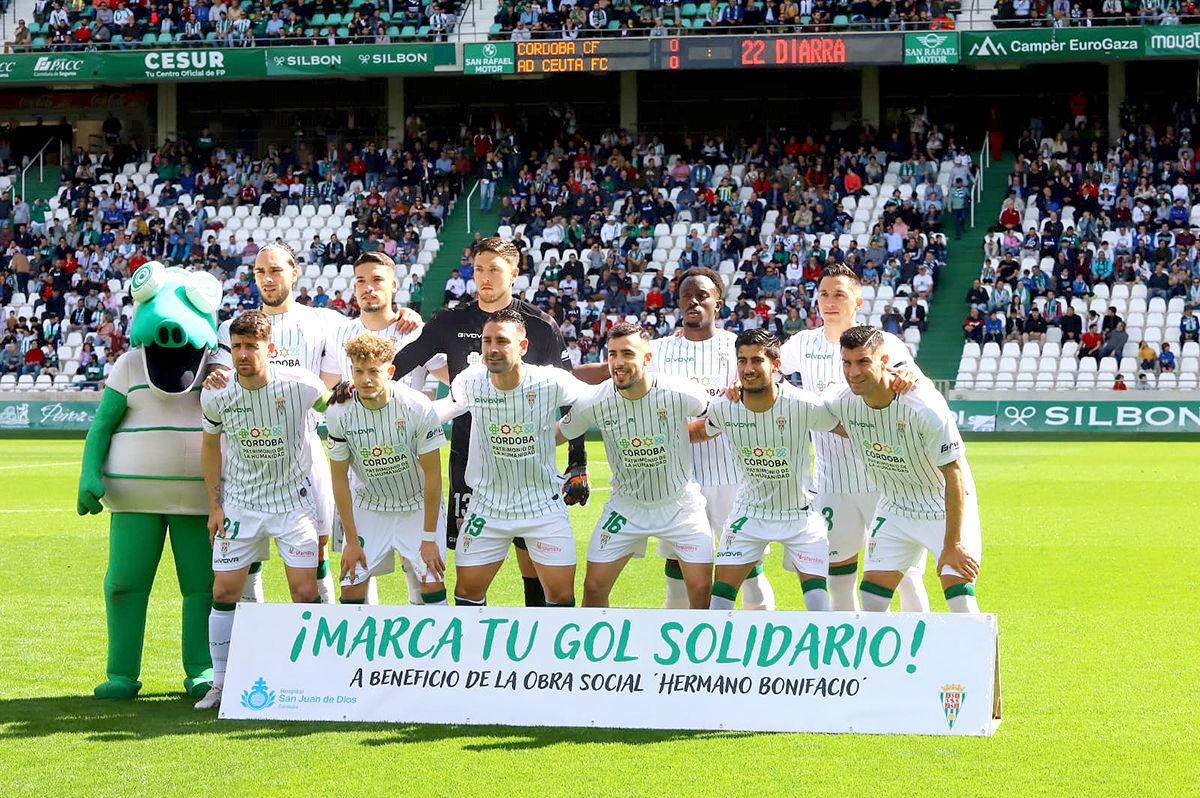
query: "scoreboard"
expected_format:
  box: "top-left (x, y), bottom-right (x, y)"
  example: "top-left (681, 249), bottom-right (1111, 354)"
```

top-left (510, 34), bottom-right (901, 74)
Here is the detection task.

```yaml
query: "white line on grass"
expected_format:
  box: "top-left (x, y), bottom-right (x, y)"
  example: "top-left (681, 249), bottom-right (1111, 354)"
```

top-left (0, 461), bottom-right (78, 471)
top-left (0, 508), bottom-right (71, 513)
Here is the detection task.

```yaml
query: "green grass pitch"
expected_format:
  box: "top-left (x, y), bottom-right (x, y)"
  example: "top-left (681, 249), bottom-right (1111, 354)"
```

top-left (1, 439), bottom-right (1198, 796)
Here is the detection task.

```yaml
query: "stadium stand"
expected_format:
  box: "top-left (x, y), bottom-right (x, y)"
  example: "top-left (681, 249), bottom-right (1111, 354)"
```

top-left (990, 0), bottom-right (1195, 27)
top-left (0, 120), bottom-right (467, 391)
top-left (491, 0), bottom-right (962, 39)
top-left (460, 121), bottom-right (966, 365)
top-left (10, 0), bottom-right (464, 52)
top-left (0, 109), bottom-right (972, 393)
top-left (957, 107), bottom-right (1200, 392)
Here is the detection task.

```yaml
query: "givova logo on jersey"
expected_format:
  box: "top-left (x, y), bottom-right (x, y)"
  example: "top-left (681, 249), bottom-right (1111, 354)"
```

top-left (237, 426), bottom-right (286, 459)
top-left (487, 421), bottom-right (536, 459)
top-left (860, 439), bottom-right (910, 473)
top-left (357, 442), bottom-right (412, 478)
top-left (739, 445), bottom-right (791, 479)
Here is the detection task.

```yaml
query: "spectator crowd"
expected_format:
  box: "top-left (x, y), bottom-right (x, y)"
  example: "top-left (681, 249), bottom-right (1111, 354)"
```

top-left (0, 114), bottom-right (473, 389)
top-left (963, 102), bottom-right (1200, 390)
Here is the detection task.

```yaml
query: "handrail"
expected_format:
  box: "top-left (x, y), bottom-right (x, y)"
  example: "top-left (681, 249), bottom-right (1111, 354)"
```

top-left (465, 177), bottom-right (480, 233)
top-left (20, 136), bottom-right (61, 200)
top-left (970, 131), bottom-right (989, 229)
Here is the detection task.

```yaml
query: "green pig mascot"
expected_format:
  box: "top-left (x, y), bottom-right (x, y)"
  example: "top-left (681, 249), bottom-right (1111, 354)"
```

top-left (76, 261), bottom-right (224, 699)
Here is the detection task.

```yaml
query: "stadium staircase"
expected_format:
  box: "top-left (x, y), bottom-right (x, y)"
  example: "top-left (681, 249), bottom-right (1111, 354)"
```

top-left (15, 163), bottom-right (61, 208)
top-left (421, 175), bottom-right (505, 320)
top-left (917, 154), bottom-right (1013, 382)
top-left (455, 0), bottom-right (499, 41)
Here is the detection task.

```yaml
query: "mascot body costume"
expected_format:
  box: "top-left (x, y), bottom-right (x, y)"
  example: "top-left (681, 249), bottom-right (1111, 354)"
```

top-left (77, 261), bottom-right (224, 699)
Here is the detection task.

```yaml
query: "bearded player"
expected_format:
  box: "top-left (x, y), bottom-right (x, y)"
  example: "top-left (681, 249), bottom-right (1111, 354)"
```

top-left (364, 237), bottom-right (589, 608)
top-left (690, 329), bottom-right (838, 611)
top-left (323, 252), bottom-right (446, 605)
top-left (206, 244), bottom-right (425, 603)
top-left (576, 268), bottom-right (775, 610)
top-left (779, 264), bottom-right (931, 612)
top-left (826, 326), bottom-right (982, 613)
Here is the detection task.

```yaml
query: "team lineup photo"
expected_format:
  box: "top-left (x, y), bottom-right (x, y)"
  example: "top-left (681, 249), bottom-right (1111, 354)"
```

top-left (1, 32), bottom-right (1196, 796)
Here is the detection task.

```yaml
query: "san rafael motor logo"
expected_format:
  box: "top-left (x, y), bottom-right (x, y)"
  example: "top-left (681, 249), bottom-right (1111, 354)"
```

top-left (241, 677), bottom-right (277, 711)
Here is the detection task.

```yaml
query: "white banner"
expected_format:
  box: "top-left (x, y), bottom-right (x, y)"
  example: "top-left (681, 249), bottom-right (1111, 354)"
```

top-left (220, 605), bottom-right (1002, 736)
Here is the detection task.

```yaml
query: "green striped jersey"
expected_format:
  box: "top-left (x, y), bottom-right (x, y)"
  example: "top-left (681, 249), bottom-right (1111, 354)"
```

top-left (201, 365), bottom-right (328, 514)
top-left (649, 330), bottom-right (739, 487)
top-left (325, 385), bottom-right (446, 513)
top-left (780, 327), bottom-right (913, 494)
top-left (445, 364), bottom-right (591, 520)
top-left (560, 374), bottom-right (708, 508)
top-left (822, 383), bottom-right (976, 520)
top-left (705, 383), bottom-right (837, 521)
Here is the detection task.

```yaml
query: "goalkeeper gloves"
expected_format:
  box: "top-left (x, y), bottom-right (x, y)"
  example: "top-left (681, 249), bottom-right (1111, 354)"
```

top-left (562, 466), bottom-right (590, 506)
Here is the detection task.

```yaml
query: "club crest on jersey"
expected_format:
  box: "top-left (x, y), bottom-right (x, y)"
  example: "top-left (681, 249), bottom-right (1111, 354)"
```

top-left (395, 417), bottom-right (406, 432)
top-left (657, 406), bottom-right (668, 425)
top-left (275, 396), bottom-right (286, 412)
top-left (526, 391), bottom-right (537, 407)
top-left (896, 419), bottom-right (907, 431)
top-left (776, 415), bottom-right (787, 431)
top-left (940, 684), bottom-right (966, 729)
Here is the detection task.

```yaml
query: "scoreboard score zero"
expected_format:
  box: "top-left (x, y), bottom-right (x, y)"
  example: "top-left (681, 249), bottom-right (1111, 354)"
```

top-left (513, 34), bottom-right (901, 73)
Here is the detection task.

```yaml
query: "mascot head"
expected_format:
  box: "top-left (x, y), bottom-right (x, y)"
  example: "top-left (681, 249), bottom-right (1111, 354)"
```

top-left (128, 261), bottom-right (221, 396)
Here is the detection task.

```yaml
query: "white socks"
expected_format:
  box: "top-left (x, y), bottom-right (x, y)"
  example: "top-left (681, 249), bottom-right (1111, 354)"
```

top-left (317, 569), bottom-right (335, 604)
top-left (664, 575), bottom-right (691, 609)
top-left (801, 577), bottom-right (830, 611)
top-left (828, 571), bottom-right (860, 611)
top-left (897, 568), bottom-right (931, 612)
top-left (240, 568), bottom-right (264, 603)
top-left (945, 584), bottom-right (980, 613)
top-left (404, 565), bottom-right (424, 606)
top-left (741, 570), bottom-right (776, 611)
top-left (366, 576), bottom-right (381, 606)
top-left (209, 605), bottom-right (236, 688)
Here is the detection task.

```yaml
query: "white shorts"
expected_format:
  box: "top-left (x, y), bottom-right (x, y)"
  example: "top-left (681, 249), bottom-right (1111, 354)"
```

top-left (816, 490), bottom-right (882, 564)
top-left (455, 504), bottom-right (576, 568)
top-left (864, 498), bottom-right (983, 578)
top-left (308, 430), bottom-right (334, 538)
top-left (715, 514), bottom-right (828, 574)
top-left (212, 504), bottom-right (319, 572)
top-left (341, 505), bottom-right (447, 587)
top-left (589, 485), bottom-right (713, 564)
top-left (657, 483), bottom-right (735, 558)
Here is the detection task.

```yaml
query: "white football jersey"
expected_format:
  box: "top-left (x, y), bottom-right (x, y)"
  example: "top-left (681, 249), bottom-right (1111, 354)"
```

top-left (705, 383), bottom-right (838, 521)
top-left (325, 385), bottom-right (446, 513)
top-left (201, 366), bottom-right (328, 513)
top-left (823, 383), bottom-right (976, 520)
top-left (322, 317), bottom-right (432, 391)
top-left (560, 373), bottom-right (708, 509)
top-left (213, 304), bottom-right (344, 375)
top-left (780, 327), bottom-right (914, 494)
top-left (649, 331), bottom-right (739, 486)
top-left (444, 364), bottom-right (591, 520)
